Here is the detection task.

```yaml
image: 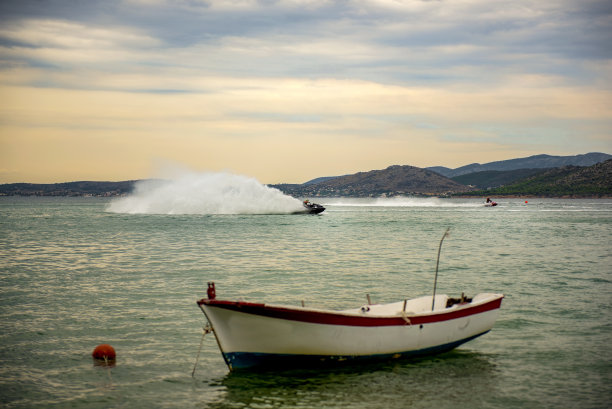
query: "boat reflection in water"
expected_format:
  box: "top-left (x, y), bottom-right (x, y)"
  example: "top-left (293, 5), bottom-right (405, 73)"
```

top-left (205, 350), bottom-right (498, 408)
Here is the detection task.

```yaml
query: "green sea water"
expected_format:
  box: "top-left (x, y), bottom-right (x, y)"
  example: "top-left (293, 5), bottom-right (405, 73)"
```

top-left (0, 196), bottom-right (610, 408)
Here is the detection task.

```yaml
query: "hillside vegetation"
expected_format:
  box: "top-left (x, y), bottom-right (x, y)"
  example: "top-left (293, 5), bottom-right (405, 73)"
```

top-left (451, 168), bottom-right (549, 189)
top-left (0, 181), bottom-right (137, 196)
top-left (273, 165), bottom-right (474, 197)
top-left (458, 159), bottom-right (612, 197)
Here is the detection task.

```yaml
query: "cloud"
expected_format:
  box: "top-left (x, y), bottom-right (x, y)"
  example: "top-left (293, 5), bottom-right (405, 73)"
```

top-left (0, 0), bottom-right (610, 183)
top-left (0, 0), bottom-right (611, 76)
top-left (2, 0), bottom-right (609, 87)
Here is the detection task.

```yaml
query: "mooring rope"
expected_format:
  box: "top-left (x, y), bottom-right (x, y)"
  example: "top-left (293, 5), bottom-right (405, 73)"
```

top-left (192, 323), bottom-right (213, 377)
top-left (104, 356), bottom-right (112, 382)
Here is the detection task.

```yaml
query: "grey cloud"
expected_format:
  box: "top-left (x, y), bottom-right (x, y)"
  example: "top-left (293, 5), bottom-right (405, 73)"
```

top-left (0, 0), bottom-right (609, 88)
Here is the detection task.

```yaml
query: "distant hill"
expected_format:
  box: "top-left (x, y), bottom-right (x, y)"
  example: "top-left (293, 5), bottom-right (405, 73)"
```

top-left (2, 153), bottom-right (610, 198)
top-left (272, 165), bottom-right (474, 197)
top-left (302, 176), bottom-right (339, 186)
top-left (0, 181), bottom-right (137, 196)
top-left (451, 168), bottom-right (550, 189)
top-left (428, 153), bottom-right (611, 178)
top-left (457, 159), bottom-right (612, 197)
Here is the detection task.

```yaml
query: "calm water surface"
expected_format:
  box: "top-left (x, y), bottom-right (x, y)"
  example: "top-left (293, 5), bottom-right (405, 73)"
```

top-left (0, 197), bottom-right (610, 408)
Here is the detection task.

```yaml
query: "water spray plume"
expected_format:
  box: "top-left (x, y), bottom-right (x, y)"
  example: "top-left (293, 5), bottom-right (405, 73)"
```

top-left (107, 169), bottom-right (303, 215)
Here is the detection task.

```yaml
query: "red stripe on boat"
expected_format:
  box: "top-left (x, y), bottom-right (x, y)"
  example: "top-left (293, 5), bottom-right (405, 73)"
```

top-left (197, 297), bottom-right (503, 327)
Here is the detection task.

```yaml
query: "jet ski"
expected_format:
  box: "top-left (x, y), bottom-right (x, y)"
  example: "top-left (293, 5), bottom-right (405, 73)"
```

top-left (484, 198), bottom-right (498, 207)
top-left (302, 200), bottom-right (325, 214)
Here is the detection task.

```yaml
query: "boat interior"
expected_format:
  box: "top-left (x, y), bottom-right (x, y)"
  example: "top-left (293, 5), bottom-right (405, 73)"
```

top-left (341, 293), bottom-right (477, 317)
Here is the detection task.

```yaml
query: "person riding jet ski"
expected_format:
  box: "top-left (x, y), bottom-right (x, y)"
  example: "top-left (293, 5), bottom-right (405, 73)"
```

top-left (485, 197), bottom-right (498, 207)
top-left (303, 199), bottom-right (325, 214)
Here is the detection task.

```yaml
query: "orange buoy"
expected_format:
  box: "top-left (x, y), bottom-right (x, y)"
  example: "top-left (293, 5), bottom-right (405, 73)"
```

top-left (92, 344), bottom-right (116, 361)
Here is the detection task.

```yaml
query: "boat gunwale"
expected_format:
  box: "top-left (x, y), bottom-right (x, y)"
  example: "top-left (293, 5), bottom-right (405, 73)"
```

top-left (197, 294), bottom-right (504, 327)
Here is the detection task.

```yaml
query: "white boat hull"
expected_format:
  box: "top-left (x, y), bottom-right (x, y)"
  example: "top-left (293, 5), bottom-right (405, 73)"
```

top-left (198, 293), bottom-right (503, 370)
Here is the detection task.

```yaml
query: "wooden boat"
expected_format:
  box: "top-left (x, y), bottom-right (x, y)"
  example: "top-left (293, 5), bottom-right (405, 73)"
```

top-left (194, 230), bottom-right (503, 371)
top-left (197, 285), bottom-right (503, 370)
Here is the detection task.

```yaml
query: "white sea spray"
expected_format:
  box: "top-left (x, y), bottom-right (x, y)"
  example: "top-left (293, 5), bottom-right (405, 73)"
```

top-left (107, 170), bottom-right (303, 215)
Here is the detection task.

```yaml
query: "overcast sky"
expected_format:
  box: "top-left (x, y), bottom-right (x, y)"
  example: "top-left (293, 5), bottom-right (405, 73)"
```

top-left (0, 0), bottom-right (610, 183)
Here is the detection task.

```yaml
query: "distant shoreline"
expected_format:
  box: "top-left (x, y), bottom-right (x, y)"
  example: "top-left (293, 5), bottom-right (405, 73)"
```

top-left (1, 193), bottom-right (609, 199)
top-left (1, 155), bottom-right (610, 198)
top-left (452, 195), bottom-right (612, 199)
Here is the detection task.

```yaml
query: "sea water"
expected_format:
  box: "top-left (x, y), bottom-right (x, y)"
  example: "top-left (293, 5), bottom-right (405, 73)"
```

top-left (0, 185), bottom-right (610, 408)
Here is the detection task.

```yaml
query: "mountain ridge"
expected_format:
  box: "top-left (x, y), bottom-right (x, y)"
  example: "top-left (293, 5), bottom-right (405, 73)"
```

top-left (283, 165), bottom-right (474, 197)
top-left (1, 153), bottom-right (610, 197)
top-left (426, 152), bottom-right (611, 178)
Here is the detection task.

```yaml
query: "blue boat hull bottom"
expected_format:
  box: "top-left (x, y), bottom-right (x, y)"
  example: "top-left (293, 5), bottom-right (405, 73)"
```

top-left (222, 330), bottom-right (490, 370)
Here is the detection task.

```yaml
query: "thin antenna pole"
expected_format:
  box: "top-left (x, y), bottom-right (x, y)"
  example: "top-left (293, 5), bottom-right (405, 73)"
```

top-left (432, 228), bottom-right (451, 311)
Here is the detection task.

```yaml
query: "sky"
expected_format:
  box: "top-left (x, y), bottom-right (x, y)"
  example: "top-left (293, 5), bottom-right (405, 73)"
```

top-left (0, 0), bottom-right (611, 184)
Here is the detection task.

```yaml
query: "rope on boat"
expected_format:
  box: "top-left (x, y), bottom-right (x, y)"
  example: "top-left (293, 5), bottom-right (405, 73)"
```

top-left (401, 311), bottom-right (412, 325)
top-left (192, 322), bottom-right (213, 377)
top-left (401, 299), bottom-right (411, 325)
